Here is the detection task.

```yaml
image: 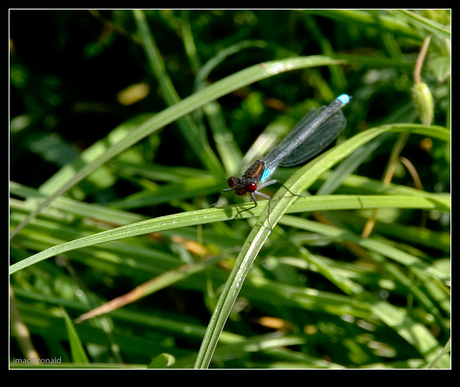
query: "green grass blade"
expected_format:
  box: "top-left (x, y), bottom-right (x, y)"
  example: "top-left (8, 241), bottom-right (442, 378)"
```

top-left (393, 10), bottom-right (450, 39)
top-left (10, 123), bottom-right (449, 276)
top-left (134, 10), bottom-right (224, 179)
top-left (60, 306), bottom-right (90, 364)
top-left (193, 122), bottom-right (449, 368)
top-left (10, 192), bottom-right (449, 276)
top-left (10, 54), bottom-right (346, 240)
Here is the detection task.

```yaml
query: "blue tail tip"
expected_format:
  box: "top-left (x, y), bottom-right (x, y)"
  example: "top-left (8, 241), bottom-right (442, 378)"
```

top-left (337, 94), bottom-right (351, 105)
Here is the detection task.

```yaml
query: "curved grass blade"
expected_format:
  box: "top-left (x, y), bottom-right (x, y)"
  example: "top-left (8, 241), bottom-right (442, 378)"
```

top-left (10, 124), bottom-right (449, 276)
top-left (193, 124), bottom-right (449, 368)
top-left (10, 55), bottom-right (346, 240)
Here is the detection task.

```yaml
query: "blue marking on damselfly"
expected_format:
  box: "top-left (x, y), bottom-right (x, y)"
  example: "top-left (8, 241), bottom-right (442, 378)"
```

top-left (214, 94), bottom-right (351, 219)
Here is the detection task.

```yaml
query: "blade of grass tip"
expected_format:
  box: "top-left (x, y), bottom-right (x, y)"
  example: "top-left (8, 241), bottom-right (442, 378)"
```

top-left (60, 306), bottom-right (90, 364)
top-left (10, 54), bottom-right (346, 240)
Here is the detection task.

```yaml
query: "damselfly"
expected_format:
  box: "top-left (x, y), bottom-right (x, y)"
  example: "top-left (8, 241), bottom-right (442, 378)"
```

top-left (215, 94), bottom-right (351, 217)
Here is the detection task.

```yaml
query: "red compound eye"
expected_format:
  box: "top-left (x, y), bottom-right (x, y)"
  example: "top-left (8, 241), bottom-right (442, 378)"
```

top-left (246, 182), bottom-right (258, 192)
top-left (227, 177), bottom-right (236, 188)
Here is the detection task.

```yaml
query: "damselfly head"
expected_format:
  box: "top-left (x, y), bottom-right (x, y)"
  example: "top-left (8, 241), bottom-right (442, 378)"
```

top-left (227, 177), bottom-right (258, 196)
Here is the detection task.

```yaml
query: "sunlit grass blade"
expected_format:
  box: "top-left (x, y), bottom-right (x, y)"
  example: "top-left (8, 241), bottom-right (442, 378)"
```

top-left (10, 124), bottom-right (449, 276)
top-left (10, 54), bottom-right (347, 240)
top-left (193, 123), bottom-right (449, 368)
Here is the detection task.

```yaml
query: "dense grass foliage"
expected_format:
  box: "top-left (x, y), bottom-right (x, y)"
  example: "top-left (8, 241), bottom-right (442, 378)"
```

top-left (10, 10), bottom-right (450, 369)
